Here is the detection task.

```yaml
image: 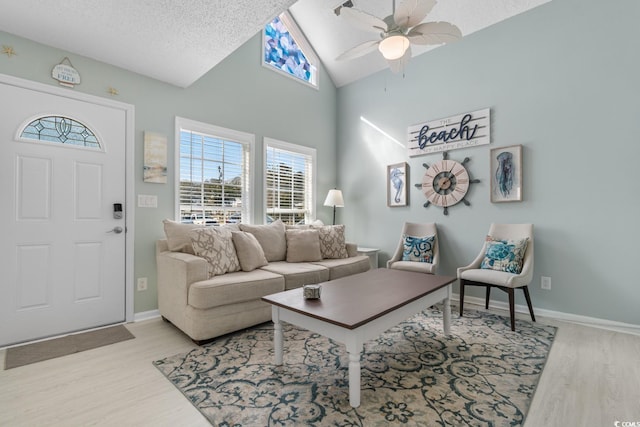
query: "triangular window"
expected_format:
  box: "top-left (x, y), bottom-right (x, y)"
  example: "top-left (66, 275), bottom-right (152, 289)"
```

top-left (263, 12), bottom-right (319, 89)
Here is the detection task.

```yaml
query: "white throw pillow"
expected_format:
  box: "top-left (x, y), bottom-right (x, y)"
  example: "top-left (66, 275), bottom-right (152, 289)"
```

top-left (285, 229), bottom-right (322, 262)
top-left (231, 231), bottom-right (268, 272)
top-left (163, 219), bottom-right (203, 254)
top-left (190, 227), bottom-right (241, 277)
top-left (239, 220), bottom-right (287, 262)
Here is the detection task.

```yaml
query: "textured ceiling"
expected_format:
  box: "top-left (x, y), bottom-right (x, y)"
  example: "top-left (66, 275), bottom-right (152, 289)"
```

top-left (0, 0), bottom-right (551, 88)
top-left (0, 0), bottom-right (297, 88)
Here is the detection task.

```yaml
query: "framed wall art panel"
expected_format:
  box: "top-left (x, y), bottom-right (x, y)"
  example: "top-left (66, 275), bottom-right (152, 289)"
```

top-left (387, 162), bottom-right (409, 207)
top-left (143, 132), bottom-right (168, 183)
top-left (490, 144), bottom-right (522, 202)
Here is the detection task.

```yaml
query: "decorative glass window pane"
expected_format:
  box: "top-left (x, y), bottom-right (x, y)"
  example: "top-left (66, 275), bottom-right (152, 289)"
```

top-left (264, 13), bottom-right (318, 88)
top-left (20, 116), bottom-right (100, 149)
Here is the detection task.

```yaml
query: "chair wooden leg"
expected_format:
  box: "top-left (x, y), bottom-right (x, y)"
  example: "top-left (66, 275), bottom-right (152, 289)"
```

top-left (485, 286), bottom-right (491, 309)
top-left (459, 280), bottom-right (465, 317)
top-left (508, 288), bottom-right (515, 331)
top-left (522, 286), bottom-right (536, 322)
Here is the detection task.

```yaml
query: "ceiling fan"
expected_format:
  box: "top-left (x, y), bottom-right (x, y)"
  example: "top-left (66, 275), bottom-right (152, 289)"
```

top-left (335, 0), bottom-right (462, 72)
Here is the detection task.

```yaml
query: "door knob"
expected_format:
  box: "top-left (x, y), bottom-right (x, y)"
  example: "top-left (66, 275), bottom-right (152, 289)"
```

top-left (108, 226), bottom-right (124, 234)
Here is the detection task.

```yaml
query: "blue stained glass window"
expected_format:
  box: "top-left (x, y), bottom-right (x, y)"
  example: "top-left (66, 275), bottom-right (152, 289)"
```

top-left (20, 116), bottom-right (100, 149)
top-left (264, 14), bottom-right (318, 87)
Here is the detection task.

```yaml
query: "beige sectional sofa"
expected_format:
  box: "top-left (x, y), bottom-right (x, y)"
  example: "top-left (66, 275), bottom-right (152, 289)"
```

top-left (156, 219), bottom-right (370, 344)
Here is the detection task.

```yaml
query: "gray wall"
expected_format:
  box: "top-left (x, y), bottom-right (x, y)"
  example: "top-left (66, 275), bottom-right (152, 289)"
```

top-left (0, 31), bottom-right (338, 314)
top-left (2, 0), bottom-right (639, 325)
top-left (336, 0), bottom-right (640, 325)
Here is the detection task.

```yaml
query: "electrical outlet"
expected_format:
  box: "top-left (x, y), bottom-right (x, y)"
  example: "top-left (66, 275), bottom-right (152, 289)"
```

top-left (137, 277), bottom-right (148, 291)
top-left (541, 276), bottom-right (551, 290)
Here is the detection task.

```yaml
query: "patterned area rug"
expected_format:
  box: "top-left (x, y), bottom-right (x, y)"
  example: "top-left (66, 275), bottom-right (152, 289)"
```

top-left (154, 308), bottom-right (556, 426)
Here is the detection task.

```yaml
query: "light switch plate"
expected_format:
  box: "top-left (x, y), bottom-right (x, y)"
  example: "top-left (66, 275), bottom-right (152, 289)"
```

top-left (137, 194), bottom-right (158, 208)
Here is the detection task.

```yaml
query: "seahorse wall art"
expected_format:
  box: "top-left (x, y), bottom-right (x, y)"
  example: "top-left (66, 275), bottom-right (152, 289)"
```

top-left (495, 151), bottom-right (514, 198)
top-left (390, 167), bottom-right (404, 203)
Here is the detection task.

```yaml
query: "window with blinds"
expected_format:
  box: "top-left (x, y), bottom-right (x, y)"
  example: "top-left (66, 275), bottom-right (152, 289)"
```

top-left (176, 118), bottom-right (253, 225)
top-left (265, 138), bottom-right (316, 225)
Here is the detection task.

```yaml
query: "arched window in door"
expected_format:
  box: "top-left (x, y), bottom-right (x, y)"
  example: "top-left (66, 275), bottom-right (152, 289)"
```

top-left (19, 115), bottom-right (100, 149)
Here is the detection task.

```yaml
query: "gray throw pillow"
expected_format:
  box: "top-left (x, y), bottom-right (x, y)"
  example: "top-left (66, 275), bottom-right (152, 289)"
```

top-left (231, 231), bottom-right (268, 272)
top-left (189, 227), bottom-right (241, 277)
top-left (285, 229), bottom-right (322, 262)
top-left (313, 224), bottom-right (348, 259)
top-left (163, 219), bottom-right (203, 254)
top-left (239, 220), bottom-right (287, 262)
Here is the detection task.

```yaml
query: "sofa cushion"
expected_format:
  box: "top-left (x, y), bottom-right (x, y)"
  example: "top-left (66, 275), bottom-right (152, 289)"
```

top-left (311, 256), bottom-right (370, 281)
top-left (345, 242), bottom-right (358, 258)
top-left (313, 224), bottom-right (348, 259)
top-left (232, 231), bottom-right (268, 272)
top-left (188, 269), bottom-right (285, 310)
top-left (285, 229), bottom-right (322, 262)
top-left (389, 260), bottom-right (435, 274)
top-left (189, 227), bottom-right (241, 277)
top-left (284, 219), bottom-right (324, 230)
top-left (163, 219), bottom-right (203, 254)
top-left (285, 224), bottom-right (311, 230)
top-left (260, 262), bottom-right (330, 290)
top-left (163, 220), bottom-right (239, 254)
top-left (240, 220), bottom-right (287, 262)
top-left (183, 299), bottom-right (273, 341)
top-left (460, 268), bottom-right (523, 287)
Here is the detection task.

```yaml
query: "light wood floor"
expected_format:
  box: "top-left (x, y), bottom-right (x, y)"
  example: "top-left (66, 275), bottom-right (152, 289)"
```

top-left (1, 306), bottom-right (638, 427)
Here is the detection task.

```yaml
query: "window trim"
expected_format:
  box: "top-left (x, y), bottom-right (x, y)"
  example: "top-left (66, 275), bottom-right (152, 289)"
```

top-left (263, 137), bottom-right (317, 224)
top-left (262, 11), bottom-right (320, 90)
top-left (174, 116), bottom-right (255, 224)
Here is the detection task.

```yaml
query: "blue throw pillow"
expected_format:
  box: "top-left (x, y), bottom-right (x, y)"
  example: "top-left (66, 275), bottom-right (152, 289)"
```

top-left (480, 236), bottom-right (529, 274)
top-left (401, 234), bottom-right (435, 263)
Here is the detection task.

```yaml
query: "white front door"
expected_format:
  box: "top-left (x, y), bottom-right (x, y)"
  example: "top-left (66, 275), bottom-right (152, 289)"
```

top-left (0, 79), bottom-right (129, 346)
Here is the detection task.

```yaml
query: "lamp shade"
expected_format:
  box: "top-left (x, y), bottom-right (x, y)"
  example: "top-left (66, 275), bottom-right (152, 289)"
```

top-left (378, 34), bottom-right (409, 60)
top-left (323, 189), bottom-right (344, 207)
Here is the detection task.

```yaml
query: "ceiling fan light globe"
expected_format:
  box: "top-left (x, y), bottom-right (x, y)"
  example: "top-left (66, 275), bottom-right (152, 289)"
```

top-left (378, 34), bottom-right (409, 60)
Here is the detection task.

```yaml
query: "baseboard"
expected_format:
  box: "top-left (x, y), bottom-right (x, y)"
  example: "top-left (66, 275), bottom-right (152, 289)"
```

top-left (452, 294), bottom-right (640, 337)
top-left (130, 300), bottom-right (640, 336)
top-left (133, 309), bottom-right (161, 322)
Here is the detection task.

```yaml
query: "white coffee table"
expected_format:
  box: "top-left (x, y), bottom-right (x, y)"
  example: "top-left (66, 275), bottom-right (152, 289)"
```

top-left (262, 268), bottom-right (455, 408)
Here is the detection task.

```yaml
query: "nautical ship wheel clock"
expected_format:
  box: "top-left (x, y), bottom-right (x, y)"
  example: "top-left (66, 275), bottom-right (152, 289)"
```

top-left (414, 152), bottom-right (480, 215)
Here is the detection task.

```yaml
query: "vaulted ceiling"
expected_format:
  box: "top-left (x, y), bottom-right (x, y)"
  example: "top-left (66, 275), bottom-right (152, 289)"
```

top-left (0, 0), bottom-right (551, 88)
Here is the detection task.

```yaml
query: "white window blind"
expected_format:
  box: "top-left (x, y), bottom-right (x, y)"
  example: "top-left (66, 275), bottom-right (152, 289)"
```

top-left (176, 118), bottom-right (253, 225)
top-left (265, 138), bottom-right (315, 225)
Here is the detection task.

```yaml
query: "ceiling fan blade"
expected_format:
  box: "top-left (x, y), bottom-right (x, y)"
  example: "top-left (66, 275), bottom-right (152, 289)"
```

top-left (394, 0), bottom-right (437, 29)
top-left (335, 40), bottom-right (381, 61)
top-left (407, 22), bottom-right (462, 45)
top-left (340, 7), bottom-right (388, 33)
top-left (387, 45), bottom-right (412, 73)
